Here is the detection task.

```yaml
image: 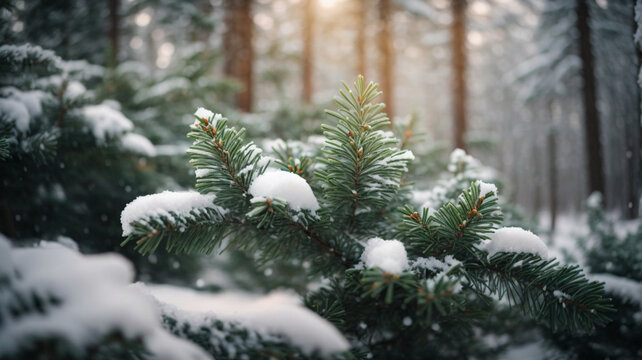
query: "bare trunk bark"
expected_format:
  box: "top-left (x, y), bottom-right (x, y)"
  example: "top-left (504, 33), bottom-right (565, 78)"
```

top-left (378, 0), bottom-right (394, 122)
top-left (224, 0), bottom-right (254, 112)
top-left (451, 0), bottom-right (467, 151)
top-left (302, 0), bottom-right (314, 104)
top-left (577, 0), bottom-right (605, 202)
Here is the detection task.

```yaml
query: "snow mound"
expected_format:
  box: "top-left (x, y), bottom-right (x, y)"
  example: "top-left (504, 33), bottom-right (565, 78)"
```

top-left (142, 284), bottom-right (350, 356)
top-left (81, 103), bottom-right (133, 143)
top-left (0, 238), bottom-right (211, 360)
top-left (0, 97), bottom-right (30, 132)
top-left (121, 191), bottom-right (224, 236)
top-left (362, 237), bottom-right (409, 274)
top-left (248, 170), bottom-right (320, 212)
top-left (484, 227), bottom-right (548, 259)
top-left (120, 132), bottom-right (156, 156)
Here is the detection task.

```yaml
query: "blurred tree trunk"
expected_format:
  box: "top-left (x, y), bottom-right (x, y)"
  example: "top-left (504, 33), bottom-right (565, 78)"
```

top-left (548, 101), bottom-right (558, 231)
top-left (378, 0), bottom-right (394, 121)
top-left (451, 0), bottom-right (467, 151)
top-left (576, 0), bottom-right (605, 202)
top-left (627, 4), bottom-right (642, 219)
top-left (302, 0), bottom-right (314, 104)
top-left (108, 0), bottom-right (119, 67)
top-left (356, 0), bottom-right (366, 77)
top-left (224, 0), bottom-right (254, 112)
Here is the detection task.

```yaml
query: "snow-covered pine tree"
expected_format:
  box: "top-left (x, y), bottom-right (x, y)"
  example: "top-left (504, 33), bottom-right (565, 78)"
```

top-left (121, 76), bottom-right (614, 358)
top-left (0, 6), bottom-right (200, 282)
top-left (541, 193), bottom-right (642, 359)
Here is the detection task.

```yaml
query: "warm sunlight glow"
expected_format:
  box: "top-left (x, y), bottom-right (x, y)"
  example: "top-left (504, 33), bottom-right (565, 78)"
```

top-left (319, 0), bottom-right (344, 9)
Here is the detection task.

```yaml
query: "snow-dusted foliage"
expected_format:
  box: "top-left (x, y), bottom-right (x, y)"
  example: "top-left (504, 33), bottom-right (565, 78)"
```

top-left (589, 274), bottom-right (642, 307)
top-left (138, 284), bottom-right (350, 356)
top-left (0, 87), bottom-right (50, 133)
top-left (0, 44), bottom-right (62, 73)
top-left (0, 237), bottom-right (211, 360)
top-left (81, 103), bottom-right (134, 143)
top-left (121, 191), bottom-right (224, 236)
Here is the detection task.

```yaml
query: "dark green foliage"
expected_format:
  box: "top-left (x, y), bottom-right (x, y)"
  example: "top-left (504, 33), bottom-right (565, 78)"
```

top-left (17, 0), bottom-right (110, 65)
top-left (0, 333), bottom-right (149, 360)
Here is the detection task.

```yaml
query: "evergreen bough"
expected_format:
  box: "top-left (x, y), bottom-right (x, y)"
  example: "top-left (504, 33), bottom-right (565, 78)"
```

top-left (122, 76), bottom-right (614, 359)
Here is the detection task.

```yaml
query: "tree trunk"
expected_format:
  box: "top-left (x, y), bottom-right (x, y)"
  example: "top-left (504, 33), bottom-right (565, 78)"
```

top-left (451, 0), bottom-right (467, 151)
top-left (577, 0), bottom-right (605, 202)
top-left (627, 3), bottom-right (642, 219)
top-left (356, 0), bottom-right (366, 77)
top-left (109, 0), bottom-right (120, 67)
top-left (548, 101), bottom-right (558, 231)
top-left (302, 0), bottom-right (314, 104)
top-left (378, 0), bottom-right (394, 121)
top-left (224, 0), bottom-right (254, 112)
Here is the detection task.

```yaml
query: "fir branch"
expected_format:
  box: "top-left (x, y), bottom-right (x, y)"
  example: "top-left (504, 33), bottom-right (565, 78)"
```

top-left (294, 221), bottom-right (350, 267)
top-left (120, 206), bottom-right (231, 255)
top-left (465, 252), bottom-right (614, 332)
top-left (247, 197), bottom-right (350, 267)
top-left (317, 75), bottom-right (413, 231)
top-left (399, 182), bottom-right (502, 258)
top-left (187, 114), bottom-right (267, 211)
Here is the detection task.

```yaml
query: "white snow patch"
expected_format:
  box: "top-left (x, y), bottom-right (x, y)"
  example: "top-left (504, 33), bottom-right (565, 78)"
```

top-left (65, 81), bottom-right (86, 99)
top-left (195, 168), bottom-right (214, 178)
top-left (121, 191), bottom-right (223, 236)
top-left (194, 108), bottom-right (221, 126)
top-left (248, 170), bottom-right (319, 212)
top-left (586, 192), bottom-right (602, 208)
top-left (476, 180), bottom-right (498, 197)
top-left (361, 238), bottom-right (409, 274)
top-left (81, 103), bottom-right (133, 143)
top-left (410, 255), bottom-right (460, 274)
top-left (120, 132), bottom-right (156, 156)
top-left (0, 238), bottom-right (211, 360)
top-left (0, 98), bottom-right (30, 132)
top-left (141, 284), bottom-right (350, 356)
top-left (1, 87), bottom-right (47, 118)
top-left (484, 227), bottom-right (548, 259)
top-left (553, 290), bottom-right (570, 303)
top-left (194, 107), bottom-right (214, 120)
